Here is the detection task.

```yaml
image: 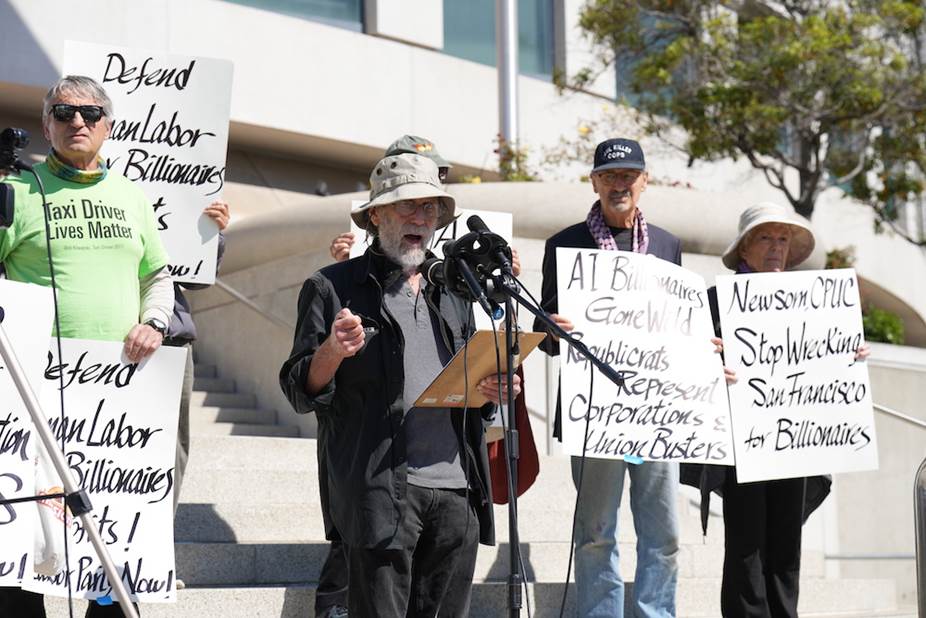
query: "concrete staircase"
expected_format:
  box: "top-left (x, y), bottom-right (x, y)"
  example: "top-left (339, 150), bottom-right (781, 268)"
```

top-left (47, 362), bottom-right (911, 617)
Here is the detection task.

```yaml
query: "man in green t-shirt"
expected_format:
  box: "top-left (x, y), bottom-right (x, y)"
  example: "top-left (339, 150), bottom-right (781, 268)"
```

top-left (0, 75), bottom-right (174, 618)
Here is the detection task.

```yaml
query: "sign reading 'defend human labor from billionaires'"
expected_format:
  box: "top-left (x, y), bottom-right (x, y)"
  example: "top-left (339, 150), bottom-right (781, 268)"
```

top-left (63, 40), bottom-right (234, 285)
top-left (716, 269), bottom-right (878, 483)
top-left (23, 339), bottom-right (185, 603)
top-left (0, 281), bottom-right (54, 586)
top-left (556, 249), bottom-right (733, 464)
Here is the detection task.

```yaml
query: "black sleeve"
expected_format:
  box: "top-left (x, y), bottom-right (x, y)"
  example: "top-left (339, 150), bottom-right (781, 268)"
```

top-left (707, 286), bottom-right (722, 339)
top-left (278, 273), bottom-right (340, 415)
top-left (533, 237), bottom-right (560, 356)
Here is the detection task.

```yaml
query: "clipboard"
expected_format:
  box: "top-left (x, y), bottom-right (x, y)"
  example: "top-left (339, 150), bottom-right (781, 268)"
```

top-left (414, 329), bottom-right (546, 409)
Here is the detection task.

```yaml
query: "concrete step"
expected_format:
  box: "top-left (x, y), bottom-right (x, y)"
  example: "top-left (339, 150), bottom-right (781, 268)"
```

top-left (191, 390), bottom-right (257, 408)
top-left (190, 405), bottom-right (276, 426)
top-left (188, 435), bottom-right (316, 471)
top-left (190, 422), bottom-right (300, 438)
top-left (179, 470), bottom-right (322, 504)
top-left (174, 497), bottom-right (721, 546)
top-left (44, 577), bottom-right (899, 618)
top-left (192, 376), bottom-right (236, 392)
top-left (193, 363), bottom-right (217, 379)
top-left (173, 540), bottom-right (825, 586)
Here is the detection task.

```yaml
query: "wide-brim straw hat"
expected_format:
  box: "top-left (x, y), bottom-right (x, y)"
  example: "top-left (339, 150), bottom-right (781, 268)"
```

top-left (721, 201), bottom-right (815, 270)
top-left (351, 153), bottom-right (456, 229)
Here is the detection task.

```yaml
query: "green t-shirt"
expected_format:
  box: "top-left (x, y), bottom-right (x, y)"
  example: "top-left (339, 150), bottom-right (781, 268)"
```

top-left (0, 162), bottom-right (169, 341)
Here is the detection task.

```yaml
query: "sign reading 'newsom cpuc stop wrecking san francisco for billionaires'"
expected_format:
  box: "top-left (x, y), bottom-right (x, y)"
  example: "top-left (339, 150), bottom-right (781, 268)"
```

top-left (716, 269), bottom-right (878, 483)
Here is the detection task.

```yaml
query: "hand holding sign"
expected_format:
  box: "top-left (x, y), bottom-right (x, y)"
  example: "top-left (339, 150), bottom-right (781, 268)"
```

top-left (203, 200), bottom-right (229, 230)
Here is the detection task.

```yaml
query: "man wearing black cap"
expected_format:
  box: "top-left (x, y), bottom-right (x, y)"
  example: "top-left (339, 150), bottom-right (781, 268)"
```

top-left (535, 138), bottom-right (681, 618)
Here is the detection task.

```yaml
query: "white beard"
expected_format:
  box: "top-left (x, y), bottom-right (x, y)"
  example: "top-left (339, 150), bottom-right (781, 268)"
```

top-left (377, 218), bottom-right (433, 269)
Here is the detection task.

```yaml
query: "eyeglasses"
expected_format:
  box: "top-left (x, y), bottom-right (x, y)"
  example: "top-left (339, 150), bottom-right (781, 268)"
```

top-left (595, 170), bottom-right (642, 186)
top-left (49, 104), bottom-right (106, 124)
top-left (393, 200), bottom-right (443, 218)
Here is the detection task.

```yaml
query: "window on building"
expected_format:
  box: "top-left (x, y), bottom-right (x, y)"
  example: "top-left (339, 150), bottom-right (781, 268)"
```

top-left (614, 12), bottom-right (688, 106)
top-left (223, 0), bottom-right (363, 30)
top-left (443, 0), bottom-right (555, 79)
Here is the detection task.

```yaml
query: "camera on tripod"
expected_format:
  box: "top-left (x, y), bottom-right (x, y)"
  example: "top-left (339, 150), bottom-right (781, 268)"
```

top-left (0, 127), bottom-right (30, 228)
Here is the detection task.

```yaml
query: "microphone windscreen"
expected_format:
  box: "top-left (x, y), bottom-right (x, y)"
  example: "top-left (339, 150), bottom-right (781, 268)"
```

top-left (418, 257), bottom-right (444, 286)
top-left (466, 214), bottom-right (490, 234)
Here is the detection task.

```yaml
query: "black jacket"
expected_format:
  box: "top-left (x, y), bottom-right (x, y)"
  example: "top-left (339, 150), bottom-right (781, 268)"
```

top-left (279, 248), bottom-right (495, 549)
top-left (533, 218), bottom-right (683, 438)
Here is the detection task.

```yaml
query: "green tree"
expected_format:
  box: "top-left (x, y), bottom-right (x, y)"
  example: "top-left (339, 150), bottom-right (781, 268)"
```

top-left (570, 0), bottom-right (926, 242)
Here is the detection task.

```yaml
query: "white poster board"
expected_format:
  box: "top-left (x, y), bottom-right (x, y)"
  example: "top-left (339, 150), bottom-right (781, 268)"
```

top-left (556, 249), bottom-right (733, 464)
top-left (24, 339), bottom-right (185, 603)
top-left (63, 41), bottom-right (234, 284)
top-left (0, 281), bottom-right (54, 585)
top-left (716, 269), bottom-right (878, 482)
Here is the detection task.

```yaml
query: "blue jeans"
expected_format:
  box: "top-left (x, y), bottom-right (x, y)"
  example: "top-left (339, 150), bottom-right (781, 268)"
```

top-left (572, 456), bottom-right (680, 618)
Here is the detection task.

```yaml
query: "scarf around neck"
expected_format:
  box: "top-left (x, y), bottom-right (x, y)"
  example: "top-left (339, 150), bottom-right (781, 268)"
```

top-left (46, 149), bottom-right (108, 184)
top-left (585, 201), bottom-right (650, 254)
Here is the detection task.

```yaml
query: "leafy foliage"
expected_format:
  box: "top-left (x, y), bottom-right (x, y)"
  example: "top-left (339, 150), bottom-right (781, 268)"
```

top-left (572, 1), bottom-right (926, 240)
top-left (495, 134), bottom-right (538, 182)
top-left (825, 245), bottom-right (857, 269)
top-left (862, 306), bottom-right (905, 344)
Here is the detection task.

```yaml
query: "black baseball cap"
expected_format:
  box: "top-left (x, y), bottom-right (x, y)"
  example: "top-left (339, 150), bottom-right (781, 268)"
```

top-left (591, 138), bottom-right (645, 174)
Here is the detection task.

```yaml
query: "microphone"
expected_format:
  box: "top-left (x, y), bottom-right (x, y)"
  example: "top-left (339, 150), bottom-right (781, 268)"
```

top-left (0, 128), bottom-right (33, 174)
top-left (466, 214), bottom-right (491, 234)
top-left (418, 256), bottom-right (503, 320)
top-left (418, 257), bottom-right (446, 288)
top-left (466, 214), bottom-right (513, 275)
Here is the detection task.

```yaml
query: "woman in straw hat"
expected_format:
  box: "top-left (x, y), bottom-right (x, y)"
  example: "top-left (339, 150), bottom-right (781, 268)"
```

top-left (683, 202), bottom-right (869, 618)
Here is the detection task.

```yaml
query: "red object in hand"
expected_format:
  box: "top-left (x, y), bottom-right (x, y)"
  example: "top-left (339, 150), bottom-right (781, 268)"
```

top-left (488, 366), bottom-right (540, 504)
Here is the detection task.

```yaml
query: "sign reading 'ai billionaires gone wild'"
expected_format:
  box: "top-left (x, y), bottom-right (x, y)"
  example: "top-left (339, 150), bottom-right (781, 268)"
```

top-left (556, 249), bottom-right (733, 464)
top-left (0, 281), bottom-right (55, 586)
top-left (715, 269), bottom-right (878, 483)
top-left (63, 40), bottom-right (234, 285)
top-left (24, 339), bottom-right (185, 603)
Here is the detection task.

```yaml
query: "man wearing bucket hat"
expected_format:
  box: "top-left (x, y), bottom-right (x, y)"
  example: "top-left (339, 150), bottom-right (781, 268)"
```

top-left (682, 201), bottom-right (869, 617)
top-left (329, 135), bottom-right (451, 262)
top-left (321, 136), bottom-right (526, 618)
top-left (318, 135), bottom-right (454, 618)
top-left (534, 138), bottom-right (683, 618)
top-left (280, 153), bottom-right (518, 617)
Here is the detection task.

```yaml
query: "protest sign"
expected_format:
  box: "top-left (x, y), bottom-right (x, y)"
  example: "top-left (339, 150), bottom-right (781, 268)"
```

top-left (63, 41), bottom-right (234, 285)
top-left (0, 281), bottom-right (54, 585)
top-left (556, 248), bottom-right (733, 464)
top-left (24, 339), bottom-right (185, 603)
top-left (716, 269), bottom-right (878, 482)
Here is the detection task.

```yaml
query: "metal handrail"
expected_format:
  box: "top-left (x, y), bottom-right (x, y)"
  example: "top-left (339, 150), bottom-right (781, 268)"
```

top-left (213, 278), bottom-right (295, 331)
top-left (916, 455), bottom-right (926, 618)
top-left (874, 403), bottom-right (926, 431)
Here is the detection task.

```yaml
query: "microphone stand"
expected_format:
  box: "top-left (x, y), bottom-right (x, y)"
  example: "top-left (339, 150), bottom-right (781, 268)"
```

top-left (0, 324), bottom-right (140, 618)
top-left (439, 218), bottom-right (624, 617)
top-left (479, 272), bottom-right (623, 618)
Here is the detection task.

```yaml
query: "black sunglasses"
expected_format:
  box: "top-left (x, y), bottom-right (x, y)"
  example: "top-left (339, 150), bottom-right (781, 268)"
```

top-left (50, 104), bottom-right (106, 124)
